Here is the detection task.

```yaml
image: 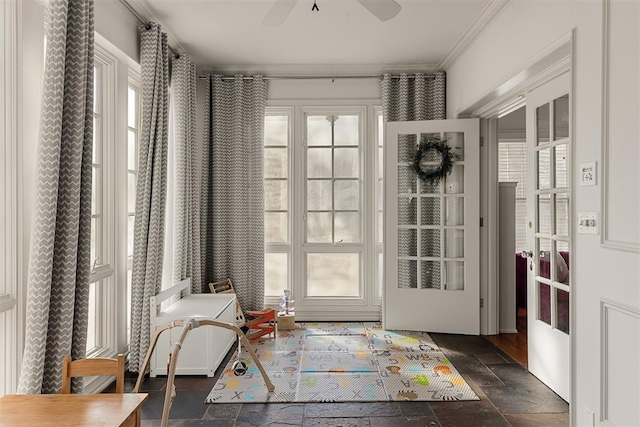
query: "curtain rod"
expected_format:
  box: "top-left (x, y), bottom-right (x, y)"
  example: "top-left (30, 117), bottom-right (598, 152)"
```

top-left (118, 0), bottom-right (181, 58)
top-left (197, 74), bottom-right (437, 81)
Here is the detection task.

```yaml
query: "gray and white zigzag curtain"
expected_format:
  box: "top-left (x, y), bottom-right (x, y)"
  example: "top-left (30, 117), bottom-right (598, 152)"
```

top-left (18, 0), bottom-right (94, 394)
top-left (129, 23), bottom-right (169, 373)
top-left (202, 75), bottom-right (267, 311)
top-left (381, 72), bottom-right (446, 289)
top-left (171, 55), bottom-right (202, 293)
top-left (381, 72), bottom-right (445, 122)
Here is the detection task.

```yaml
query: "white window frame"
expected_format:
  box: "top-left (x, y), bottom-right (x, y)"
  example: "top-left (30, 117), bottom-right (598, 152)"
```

top-left (265, 101), bottom-right (381, 320)
top-left (83, 34), bottom-right (140, 393)
top-left (87, 45), bottom-right (117, 359)
top-left (264, 107), bottom-right (293, 298)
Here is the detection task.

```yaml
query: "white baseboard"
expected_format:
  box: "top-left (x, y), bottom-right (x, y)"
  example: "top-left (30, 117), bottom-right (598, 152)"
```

top-left (499, 328), bottom-right (519, 334)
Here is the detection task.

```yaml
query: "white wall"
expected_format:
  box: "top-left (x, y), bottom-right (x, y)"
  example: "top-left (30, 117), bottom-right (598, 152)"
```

top-left (447, 1), bottom-right (640, 425)
top-left (94, 0), bottom-right (140, 63)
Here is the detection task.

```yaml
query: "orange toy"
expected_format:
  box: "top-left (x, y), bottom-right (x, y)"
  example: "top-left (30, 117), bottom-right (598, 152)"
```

top-left (244, 308), bottom-right (276, 341)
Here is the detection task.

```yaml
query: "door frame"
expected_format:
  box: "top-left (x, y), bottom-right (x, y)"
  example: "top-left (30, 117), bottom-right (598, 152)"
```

top-left (455, 30), bottom-right (575, 409)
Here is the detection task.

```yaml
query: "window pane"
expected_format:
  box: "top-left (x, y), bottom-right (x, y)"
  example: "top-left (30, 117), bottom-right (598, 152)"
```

top-left (378, 147), bottom-right (383, 178)
top-left (265, 148), bottom-right (288, 178)
top-left (128, 130), bottom-right (137, 170)
top-left (444, 197), bottom-right (464, 226)
top-left (91, 217), bottom-right (98, 264)
top-left (86, 282), bottom-right (97, 351)
top-left (398, 260), bottom-right (417, 289)
top-left (93, 66), bottom-right (99, 113)
top-left (537, 193), bottom-right (551, 234)
top-left (398, 197), bottom-right (417, 225)
top-left (556, 288), bottom-right (570, 334)
top-left (334, 180), bottom-right (359, 211)
top-left (444, 132), bottom-right (465, 161)
top-left (128, 87), bottom-right (136, 128)
top-left (307, 180), bottom-right (332, 211)
top-left (127, 216), bottom-right (135, 258)
top-left (307, 212), bottom-right (332, 243)
top-left (93, 117), bottom-right (100, 164)
top-left (538, 281), bottom-right (551, 325)
top-left (445, 261), bottom-right (464, 290)
top-left (421, 197), bottom-right (440, 225)
top-left (377, 115), bottom-right (384, 145)
top-left (307, 116), bottom-right (331, 146)
top-left (307, 253), bottom-right (359, 297)
top-left (445, 165), bottom-right (464, 194)
top-left (265, 253), bottom-right (288, 297)
top-left (398, 229), bottom-right (417, 257)
top-left (398, 166), bottom-right (418, 194)
top-left (554, 94), bottom-right (569, 140)
top-left (537, 148), bottom-right (551, 189)
top-left (334, 115), bottom-right (358, 146)
top-left (376, 180), bottom-right (383, 211)
top-left (444, 229), bottom-right (464, 258)
top-left (555, 193), bottom-right (569, 237)
top-left (421, 229), bottom-right (441, 257)
top-left (536, 103), bottom-right (550, 144)
top-left (335, 212), bottom-right (359, 243)
top-left (265, 180), bottom-right (288, 211)
top-left (92, 167), bottom-right (99, 215)
top-left (307, 148), bottom-right (332, 178)
top-left (334, 148), bottom-right (359, 178)
top-left (128, 173), bottom-right (136, 214)
top-left (422, 261), bottom-right (441, 290)
top-left (555, 144), bottom-right (568, 188)
top-left (265, 115), bottom-right (288, 146)
top-left (265, 212), bottom-right (288, 243)
top-left (377, 252), bottom-right (383, 298)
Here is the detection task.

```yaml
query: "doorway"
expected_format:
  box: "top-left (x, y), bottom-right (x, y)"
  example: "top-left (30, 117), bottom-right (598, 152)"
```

top-left (488, 105), bottom-right (530, 368)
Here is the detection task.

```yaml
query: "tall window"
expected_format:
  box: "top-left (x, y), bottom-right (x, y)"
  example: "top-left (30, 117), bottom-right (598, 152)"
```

top-left (264, 104), bottom-right (380, 319)
top-left (375, 110), bottom-right (384, 298)
top-left (87, 57), bottom-right (112, 355)
top-left (264, 109), bottom-right (291, 297)
top-left (126, 81), bottom-right (139, 340)
top-left (85, 39), bottom-right (140, 373)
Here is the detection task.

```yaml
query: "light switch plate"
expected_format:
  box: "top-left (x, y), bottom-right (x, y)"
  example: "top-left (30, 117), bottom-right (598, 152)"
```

top-left (580, 162), bottom-right (597, 186)
top-left (577, 212), bottom-right (599, 234)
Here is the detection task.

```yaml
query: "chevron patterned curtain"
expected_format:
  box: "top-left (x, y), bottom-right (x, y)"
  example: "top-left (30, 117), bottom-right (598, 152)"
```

top-left (381, 72), bottom-right (446, 290)
top-left (202, 75), bottom-right (267, 312)
top-left (18, 0), bottom-right (94, 394)
top-left (171, 55), bottom-right (202, 293)
top-left (381, 72), bottom-right (446, 122)
top-left (129, 23), bottom-right (169, 373)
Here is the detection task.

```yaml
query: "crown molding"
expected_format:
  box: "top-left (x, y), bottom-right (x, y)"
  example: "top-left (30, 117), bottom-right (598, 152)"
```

top-left (123, 0), bottom-right (186, 55)
top-left (439, 0), bottom-right (512, 71)
top-left (196, 63), bottom-right (441, 77)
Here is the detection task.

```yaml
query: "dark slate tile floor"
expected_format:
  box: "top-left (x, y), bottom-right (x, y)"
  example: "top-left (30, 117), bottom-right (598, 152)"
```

top-left (111, 334), bottom-right (568, 426)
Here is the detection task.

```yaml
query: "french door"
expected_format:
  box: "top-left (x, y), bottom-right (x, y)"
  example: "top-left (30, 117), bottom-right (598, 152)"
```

top-left (384, 119), bottom-right (480, 334)
top-left (525, 73), bottom-right (571, 402)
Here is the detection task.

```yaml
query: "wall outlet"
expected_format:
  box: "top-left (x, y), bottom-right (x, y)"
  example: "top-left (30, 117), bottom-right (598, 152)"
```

top-left (577, 212), bottom-right (599, 235)
top-left (585, 408), bottom-right (596, 427)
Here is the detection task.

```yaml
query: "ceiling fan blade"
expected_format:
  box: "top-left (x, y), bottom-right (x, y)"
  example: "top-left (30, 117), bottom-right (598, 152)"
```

top-left (357, 0), bottom-right (401, 22)
top-left (262, 0), bottom-right (298, 27)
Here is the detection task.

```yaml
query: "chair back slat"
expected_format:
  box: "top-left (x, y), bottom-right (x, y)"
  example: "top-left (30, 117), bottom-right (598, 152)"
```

top-left (61, 354), bottom-right (125, 393)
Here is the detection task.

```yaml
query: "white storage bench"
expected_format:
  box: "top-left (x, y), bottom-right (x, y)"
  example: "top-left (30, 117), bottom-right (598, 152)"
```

top-left (150, 279), bottom-right (236, 377)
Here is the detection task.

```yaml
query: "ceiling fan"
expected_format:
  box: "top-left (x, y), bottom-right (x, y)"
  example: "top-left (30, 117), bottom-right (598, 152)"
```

top-left (262, 0), bottom-right (402, 27)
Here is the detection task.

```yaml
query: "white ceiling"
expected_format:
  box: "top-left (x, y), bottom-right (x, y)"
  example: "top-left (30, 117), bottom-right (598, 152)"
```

top-left (131, 0), bottom-right (493, 68)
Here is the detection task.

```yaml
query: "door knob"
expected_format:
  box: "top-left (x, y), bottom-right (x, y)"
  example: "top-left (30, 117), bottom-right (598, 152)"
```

top-left (520, 250), bottom-right (534, 259)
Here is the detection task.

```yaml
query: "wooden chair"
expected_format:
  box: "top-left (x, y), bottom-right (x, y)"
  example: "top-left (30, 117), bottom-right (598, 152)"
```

top-left (61, 354), bottom-right (125, 394)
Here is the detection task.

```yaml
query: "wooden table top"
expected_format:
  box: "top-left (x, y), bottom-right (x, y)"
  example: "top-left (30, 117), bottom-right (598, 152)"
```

top-left (0, 393), bottom-right (148, 426)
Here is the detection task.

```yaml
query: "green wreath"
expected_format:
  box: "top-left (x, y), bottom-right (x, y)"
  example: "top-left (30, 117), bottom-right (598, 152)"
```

top-left (411, 135), bottom-right (460, 184)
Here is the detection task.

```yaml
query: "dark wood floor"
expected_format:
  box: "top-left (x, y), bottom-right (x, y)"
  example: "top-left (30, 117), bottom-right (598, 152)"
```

top-left (114, 326), bottom-right (569, 426)
top-left (485, 309), bottom-right (528, 369)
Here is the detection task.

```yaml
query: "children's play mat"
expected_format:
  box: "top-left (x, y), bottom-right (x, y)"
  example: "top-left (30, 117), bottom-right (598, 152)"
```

top-left (205, 322), bottom-right (479, 403)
